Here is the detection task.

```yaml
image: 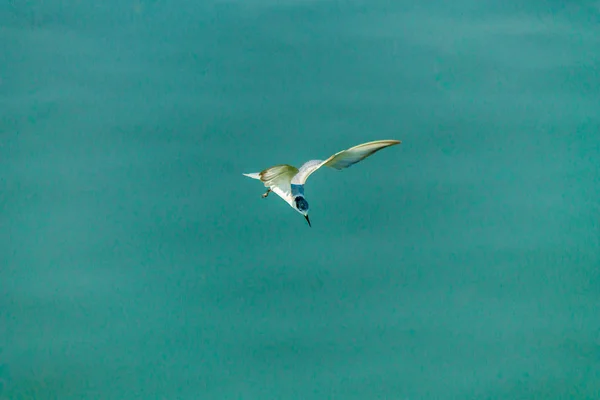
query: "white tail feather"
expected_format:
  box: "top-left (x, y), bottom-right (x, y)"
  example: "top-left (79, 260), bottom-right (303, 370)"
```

top-left (243, 172), bottom-right (261, 180)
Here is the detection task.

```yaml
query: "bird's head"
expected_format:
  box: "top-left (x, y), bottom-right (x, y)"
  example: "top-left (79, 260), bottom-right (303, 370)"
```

top-left (293, 196), bottom-right (311, 227)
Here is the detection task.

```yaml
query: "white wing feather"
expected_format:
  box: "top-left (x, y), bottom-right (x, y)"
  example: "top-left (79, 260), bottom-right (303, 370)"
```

top-left (291, 139), bottom-right (401, 184)
top-left (243, 164), bottom-right (299, 206)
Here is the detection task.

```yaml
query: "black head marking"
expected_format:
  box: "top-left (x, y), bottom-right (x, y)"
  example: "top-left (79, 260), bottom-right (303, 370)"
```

top-left (294, 196), bottom-right (309, 212)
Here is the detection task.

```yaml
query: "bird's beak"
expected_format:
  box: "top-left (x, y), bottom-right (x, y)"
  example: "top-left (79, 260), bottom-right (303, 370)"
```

top-left (304, 214), bottom-right (311, 227)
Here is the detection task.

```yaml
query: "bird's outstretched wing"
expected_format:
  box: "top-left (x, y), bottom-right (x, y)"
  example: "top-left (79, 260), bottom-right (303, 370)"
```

top-left (243, 164), bottom-right (299, 205)
top-left (291, 139), bottom-right (401, 185)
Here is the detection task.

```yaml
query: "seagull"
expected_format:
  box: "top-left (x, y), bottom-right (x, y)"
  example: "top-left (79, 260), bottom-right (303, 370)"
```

top-left (243, 139), bottom-right (401, 227)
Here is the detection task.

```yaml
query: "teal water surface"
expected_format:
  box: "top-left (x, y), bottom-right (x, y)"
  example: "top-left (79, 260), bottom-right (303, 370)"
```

top-left (1, 1), bottom-right (599, 399)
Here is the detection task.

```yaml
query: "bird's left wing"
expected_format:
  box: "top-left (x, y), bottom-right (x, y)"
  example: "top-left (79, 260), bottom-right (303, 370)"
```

top-left (291, 139), bottom-right (401, 185)
top-left (244, 164), bottom-right (299, 205)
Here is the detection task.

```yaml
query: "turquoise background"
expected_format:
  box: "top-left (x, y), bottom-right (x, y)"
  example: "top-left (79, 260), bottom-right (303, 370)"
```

top-left (1, 1), bottom-right (599, 398)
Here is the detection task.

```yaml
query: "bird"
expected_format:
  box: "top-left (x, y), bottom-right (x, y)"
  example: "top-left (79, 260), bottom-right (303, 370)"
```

top-left (243, 139), bottom-right (401, 227)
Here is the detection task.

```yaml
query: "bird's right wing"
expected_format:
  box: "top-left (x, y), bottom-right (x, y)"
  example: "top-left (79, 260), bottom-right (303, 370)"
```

top-left (243, 164), bottom-right (299, 205)
top-left (291, 139), bottom-right (401, 185)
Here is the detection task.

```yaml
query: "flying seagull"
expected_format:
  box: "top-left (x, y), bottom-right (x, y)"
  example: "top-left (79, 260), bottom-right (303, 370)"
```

top-left (243, 139), bottom-right (401, 227)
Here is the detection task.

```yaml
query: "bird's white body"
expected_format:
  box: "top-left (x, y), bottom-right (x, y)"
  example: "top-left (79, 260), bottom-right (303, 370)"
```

top-left (243, 139), bottom-right (401, 226)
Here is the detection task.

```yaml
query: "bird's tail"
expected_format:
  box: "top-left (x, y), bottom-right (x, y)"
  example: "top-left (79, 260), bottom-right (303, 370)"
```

top-left (242, 172), bottom-right (261, 180)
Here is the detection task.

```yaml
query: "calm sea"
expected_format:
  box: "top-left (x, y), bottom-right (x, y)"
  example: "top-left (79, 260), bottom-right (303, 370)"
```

top-left (1, 1), bottom-right (599, 398)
